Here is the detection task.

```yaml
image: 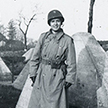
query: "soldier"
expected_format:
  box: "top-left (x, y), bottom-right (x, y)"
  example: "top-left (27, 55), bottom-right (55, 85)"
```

top-left (28, 9), bottom-right (76, 108)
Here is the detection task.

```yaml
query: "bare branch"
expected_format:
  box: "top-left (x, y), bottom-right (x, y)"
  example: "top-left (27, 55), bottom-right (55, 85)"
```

top-left (16, 5), bottom-right (42, 49)
top-left (25, 14), bottom-right (37, 33)
top-left (19, 26), bottom-right (25, 35)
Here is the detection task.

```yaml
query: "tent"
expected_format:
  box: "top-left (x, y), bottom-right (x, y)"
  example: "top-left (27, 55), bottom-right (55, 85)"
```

top-left (12, 49), bottom-right (34, 107)
top-left (12, 61), bottom-right (30, 90)
top-left (22, 48), bottom-right (34, 62)
top-left (12, 48), bottom-right (34, 90)
top-left (15, 75), bottom-right (33, 108)
top-left (0, 57), bottom-right (12, 81)
top-left (68, 32), bottom-right (108, 108)
top-left (15, 32), bottom-right (108, 108)
top-left (97, 52), bottom-right (108, 108)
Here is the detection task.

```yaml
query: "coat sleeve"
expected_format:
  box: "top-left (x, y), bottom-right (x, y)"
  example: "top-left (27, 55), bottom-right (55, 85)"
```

top-left (65, 38), bottom-right (76, 84)
top-left (29, 33), bottom-right (45, 77)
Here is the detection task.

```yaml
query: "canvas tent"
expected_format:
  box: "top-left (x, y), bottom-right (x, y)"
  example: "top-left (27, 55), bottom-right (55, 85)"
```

top-left (15, 75), bottom-right (33, 108)
top-left (15, 32), bottom-right (108, 108)
top-left (0, 57), bottom-right (12, 81)
top-left (12, 49), bottom-right (34, 108)
top-left (97, 54), bottom-right (108, 108)
top-left (12, 48), bottom-right (34, 90)
top-left (12, 61), bottom-right (30, 90)
top-left (68, 32), bottom-right (108, 108)
top-left (22, 48), bottom-right (34, 62)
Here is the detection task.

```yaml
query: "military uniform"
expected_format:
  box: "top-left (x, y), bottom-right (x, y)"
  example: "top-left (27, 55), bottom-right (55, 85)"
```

top-left (28, 29), bottom-right (76, 108)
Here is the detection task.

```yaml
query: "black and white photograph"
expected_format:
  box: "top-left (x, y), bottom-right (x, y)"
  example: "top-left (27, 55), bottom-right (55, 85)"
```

top-left (0, 0), bottom-right (108, 108)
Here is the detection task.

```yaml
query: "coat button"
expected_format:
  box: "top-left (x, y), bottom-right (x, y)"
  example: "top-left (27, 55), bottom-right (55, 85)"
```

top-left (56, 55), bottom-right (59, 59)
top-left (56, 55), bottom-right (59, 57)
top-left (54, 74), bottom-right (56, 77)
top-left (44, 54), bottom-right (46, 57)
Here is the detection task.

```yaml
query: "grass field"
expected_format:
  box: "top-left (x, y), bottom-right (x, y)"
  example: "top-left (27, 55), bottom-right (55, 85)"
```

top-left (0, 84), bottom-right (21, 108)
top-left (0, 83), bottom-right (78, 108)
top-left (0, 83), bottom-right (97, 108)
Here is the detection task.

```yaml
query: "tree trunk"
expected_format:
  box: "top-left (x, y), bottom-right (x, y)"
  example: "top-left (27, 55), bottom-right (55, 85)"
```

top-left (24, 34), bottom-right (27, 50)
top-left (88, 0), bottom-right (95, 33)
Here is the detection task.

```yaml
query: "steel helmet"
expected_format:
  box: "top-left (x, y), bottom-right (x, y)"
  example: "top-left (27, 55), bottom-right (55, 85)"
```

top-left (47, 10), bottom-right (64, 25)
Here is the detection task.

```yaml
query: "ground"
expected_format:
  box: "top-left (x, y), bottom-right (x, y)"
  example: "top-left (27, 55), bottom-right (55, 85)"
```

top-left (0, 82), bottom-right (77, 108)
top-left (0, 83), bottom-right (21, 108)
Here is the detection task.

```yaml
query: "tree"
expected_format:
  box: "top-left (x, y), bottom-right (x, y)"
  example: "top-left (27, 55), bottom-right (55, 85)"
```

top-left (27, 38), bottom-right (37, 49)
top-left (0, 24), bottom-right (6, 35)
top-left (17, 13), bottom-right (36, 50)
top-left (87, 0), bottom-right (95, 33)
top-left (7, 20), bottom-right (17, 40)
top-left (16, 4), bottom-right (43, 50)
top-left (14, 27), bottom-right (24, 43)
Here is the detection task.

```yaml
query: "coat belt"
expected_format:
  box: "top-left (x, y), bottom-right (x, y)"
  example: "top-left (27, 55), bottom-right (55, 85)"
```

top-left (41, 58), bottom-right (51, 65)
top-left (41, 58), bottom-right (65, 69)
top-left (41, 58), bottom-right (67, 76)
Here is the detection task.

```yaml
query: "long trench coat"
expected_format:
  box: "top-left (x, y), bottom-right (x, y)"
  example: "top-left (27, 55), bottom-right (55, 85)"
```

top-left (28, 29), bottom-right (76, 108)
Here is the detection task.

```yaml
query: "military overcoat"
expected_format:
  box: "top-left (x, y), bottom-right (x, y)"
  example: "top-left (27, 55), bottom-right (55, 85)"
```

top-left (28, 29), bottom-right (76, 108)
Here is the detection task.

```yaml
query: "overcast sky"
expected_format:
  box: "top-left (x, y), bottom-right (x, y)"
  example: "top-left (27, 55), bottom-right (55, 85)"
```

top-left (0, 0), bottom-right (108, 41)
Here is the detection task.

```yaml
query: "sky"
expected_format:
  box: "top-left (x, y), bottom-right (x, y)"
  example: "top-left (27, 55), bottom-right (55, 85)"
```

top-left (0, 0), bottom-right (108, 41)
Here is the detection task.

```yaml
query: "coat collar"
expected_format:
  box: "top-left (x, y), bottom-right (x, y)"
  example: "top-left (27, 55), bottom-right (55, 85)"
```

top-left (46, 28), bottom-right (64, 41)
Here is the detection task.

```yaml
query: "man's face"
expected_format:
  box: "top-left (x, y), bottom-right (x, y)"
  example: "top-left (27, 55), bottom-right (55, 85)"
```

top-left (50, 18), bottom-right (62, 32)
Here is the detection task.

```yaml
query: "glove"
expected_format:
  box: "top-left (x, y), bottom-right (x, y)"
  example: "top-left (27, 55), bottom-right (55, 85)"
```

top-left (64, 82), bottom-right (72, 89)
top-left (30, 76), bottom-right (36, 86)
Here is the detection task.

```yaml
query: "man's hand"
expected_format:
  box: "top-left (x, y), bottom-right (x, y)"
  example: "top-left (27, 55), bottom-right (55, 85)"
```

top-left (64, 82), bottom-right (72, 89)
top-left (30, 76), bottom-right (36, 86)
